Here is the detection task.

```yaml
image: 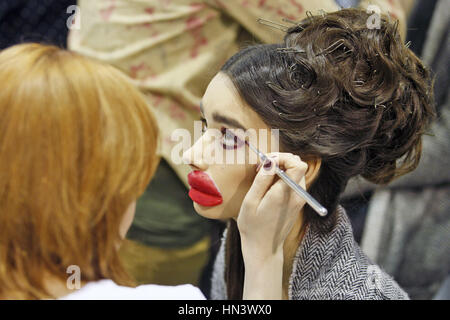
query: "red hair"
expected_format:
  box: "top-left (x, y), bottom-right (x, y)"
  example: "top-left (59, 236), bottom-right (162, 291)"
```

top-left (0, 43), bottom-right (160, 299)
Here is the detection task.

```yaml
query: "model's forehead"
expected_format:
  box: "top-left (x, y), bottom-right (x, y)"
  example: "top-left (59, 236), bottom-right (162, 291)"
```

top-left (202, 73), bottom-right (243, 115)
top-left (202, 72), bottom-right (270, 132)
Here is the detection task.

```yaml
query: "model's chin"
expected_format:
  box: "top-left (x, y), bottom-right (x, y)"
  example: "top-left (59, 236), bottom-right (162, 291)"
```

top-left (192, 201), bottom-right (228, 220)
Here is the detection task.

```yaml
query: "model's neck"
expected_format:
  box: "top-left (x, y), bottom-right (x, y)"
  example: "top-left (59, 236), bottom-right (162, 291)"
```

top-left (282, 209), bottom-right (306, 299)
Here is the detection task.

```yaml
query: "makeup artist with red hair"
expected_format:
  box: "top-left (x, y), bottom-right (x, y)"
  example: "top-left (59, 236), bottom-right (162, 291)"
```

top-left (0, 43), bottom-right (204, 299)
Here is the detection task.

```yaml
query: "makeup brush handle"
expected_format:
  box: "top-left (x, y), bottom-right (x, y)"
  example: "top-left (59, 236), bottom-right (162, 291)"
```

top-left (275, 167), bottom-right (328, 217)
top-left (244, 137), bottom-right (327, 216)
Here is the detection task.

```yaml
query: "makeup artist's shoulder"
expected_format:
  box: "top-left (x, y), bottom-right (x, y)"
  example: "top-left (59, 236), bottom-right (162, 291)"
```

top-left (59, 279), bottom-right (206, 300)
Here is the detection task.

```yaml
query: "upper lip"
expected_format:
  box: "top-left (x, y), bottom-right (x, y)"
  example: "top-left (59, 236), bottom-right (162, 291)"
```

top-left (187, 170), bottom-right (221, 197)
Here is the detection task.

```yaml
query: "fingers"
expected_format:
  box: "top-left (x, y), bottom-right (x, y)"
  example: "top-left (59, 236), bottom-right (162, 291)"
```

top-left (242, 157), bottom-right (277, 210)
top-left (266, 153), bottom-right (309, 207)
top-left (267, 152), bottom-right (308, 186)
top-left (243, 152), bottom-right (308, 210)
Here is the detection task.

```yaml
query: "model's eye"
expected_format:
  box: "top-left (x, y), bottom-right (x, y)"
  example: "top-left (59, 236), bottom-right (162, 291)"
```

top-left (201, 118), bottom-right (208, 133)
top-left (221, 127), bottom-right (238, 150)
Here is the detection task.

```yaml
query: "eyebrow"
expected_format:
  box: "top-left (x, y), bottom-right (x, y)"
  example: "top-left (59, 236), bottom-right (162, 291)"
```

top-left (212, 113), bottom-right (247, 131)
top-left (200, 101), bottom-right (247, 131)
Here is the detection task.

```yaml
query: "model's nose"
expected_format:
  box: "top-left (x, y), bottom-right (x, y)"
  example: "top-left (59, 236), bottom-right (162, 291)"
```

top-left (182, 139), bottom-right (207, 171)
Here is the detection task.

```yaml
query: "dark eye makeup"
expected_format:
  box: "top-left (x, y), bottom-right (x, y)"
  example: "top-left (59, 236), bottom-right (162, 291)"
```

top-left (201, 117), bottom-right (208, 133)
top-left (220, 127), bottom-right (245, 150)
top-left (200, 117), bottom-right (244, 150)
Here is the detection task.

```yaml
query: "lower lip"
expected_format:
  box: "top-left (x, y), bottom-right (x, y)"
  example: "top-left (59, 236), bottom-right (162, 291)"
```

top-left (188, 188), bottom-right (223, 207)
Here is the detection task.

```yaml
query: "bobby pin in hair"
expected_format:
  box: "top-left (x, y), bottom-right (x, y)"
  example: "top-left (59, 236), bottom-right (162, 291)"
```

top-left (290, 58), bottom-right (315, 88)
top-left (256, 18), bottom-right (289, 32)
top-left (281, 18), bottom-right (299, 25)
top-left (315, 124), bottom-right (322, 141)
top-left (281, 18), bottom-right (307, 32)
top-left (272, 101), bottom-right (286, 117)
top-left (374, 98), bottom-right (386, 110)
top-left (374, 104), bottom-right (386, 110)
top-left (405, 41), bottom-right (412, 49)
top-left (289, 63), bottom-right (297, 72)
top-left (305, 11), bottom-right (315, 22)
top-left (272, 100), bottom-right (281, 108)
top-left (335, 47), bottom-right (353, 60)
top-left (315, 39), bottom-right (345, 57)
top-left (289, 63), bottom-right (297, 82)
top-left (277, 47), bottom-right (306, 54)
top-left (392, 19), bottom-right (399, 35)
top-left (384, 12), bottom-right (393, 24)
top-left (266, 81), bottom-right (286, 95)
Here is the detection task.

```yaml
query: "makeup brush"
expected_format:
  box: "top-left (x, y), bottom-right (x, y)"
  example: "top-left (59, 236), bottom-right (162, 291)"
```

top-left (231, 131), bottom-right (328, 217)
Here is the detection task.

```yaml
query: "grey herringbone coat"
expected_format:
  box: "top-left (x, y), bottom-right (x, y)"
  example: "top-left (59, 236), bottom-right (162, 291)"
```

top-left (210, 205), bottom-right (409, 300)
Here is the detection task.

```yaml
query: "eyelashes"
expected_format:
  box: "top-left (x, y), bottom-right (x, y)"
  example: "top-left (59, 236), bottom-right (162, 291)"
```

top-left (201, 117), bottom-right (208, 133)
top-left (200, 118), bottom-right (241, 150)
top-left (221, 127), bottom-right (238, 150)
top-left (221, 127), bottom-right (246, 150)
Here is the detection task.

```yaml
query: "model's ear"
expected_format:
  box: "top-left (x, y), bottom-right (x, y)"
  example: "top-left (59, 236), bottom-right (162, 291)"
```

top-left (305, 158), bottom-right (321, 188)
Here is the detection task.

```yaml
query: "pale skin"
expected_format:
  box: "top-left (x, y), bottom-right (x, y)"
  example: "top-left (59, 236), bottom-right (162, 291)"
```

top-left (183, 73), bottom-right (321, 300)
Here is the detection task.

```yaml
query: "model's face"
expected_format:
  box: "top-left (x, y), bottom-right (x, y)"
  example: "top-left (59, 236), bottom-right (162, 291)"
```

top-left (182, 73), bottom-right (279, 220)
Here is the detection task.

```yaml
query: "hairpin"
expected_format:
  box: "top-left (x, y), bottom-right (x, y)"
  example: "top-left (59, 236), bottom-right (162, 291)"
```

top-left (256, 18), bottom-right (289, 32)
top-left (289, 63), bottom-right (298, 71)
top-left (374, 98), bottom-right (386, 110)
top-left (315, 39), bottom-right (345, 56)
top-left (281, 18), bottom-right (299, 25)
top-left (266, 81), bottom-right (286, 96)
top-left (392, 19), bottom-right (399, 35)
top-left (306, 11), bottom-right (315, 22)
top-left (405, 41), bottom-right (412, 49)
top-left (288, 64), bottom-right (301, 84)
top-left (335, 47), bottom-right (353, 59)
top-left (314, 124), bottom-right (322, 141)
top-left (277, 47), bottom-right (306, 54)
top-left (289, 58), bottom-right (316, 88)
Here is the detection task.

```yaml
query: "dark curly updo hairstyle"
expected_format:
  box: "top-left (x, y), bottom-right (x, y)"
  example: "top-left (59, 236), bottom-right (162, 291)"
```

top-left (221, 8), bottom-right (436, 299)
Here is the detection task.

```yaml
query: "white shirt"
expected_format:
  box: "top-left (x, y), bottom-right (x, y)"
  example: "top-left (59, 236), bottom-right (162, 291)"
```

top-left (60, 279), bottom-right (206, 300)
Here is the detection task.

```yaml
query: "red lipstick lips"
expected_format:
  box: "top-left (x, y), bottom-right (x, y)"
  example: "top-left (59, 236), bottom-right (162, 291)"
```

top-left (187, 170), bottom-right (223, 207)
